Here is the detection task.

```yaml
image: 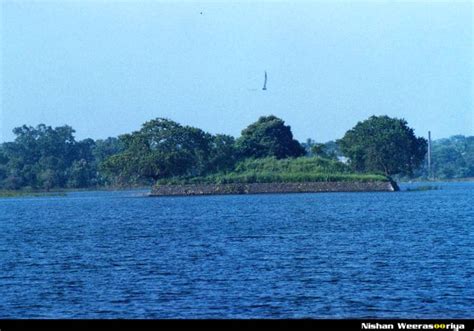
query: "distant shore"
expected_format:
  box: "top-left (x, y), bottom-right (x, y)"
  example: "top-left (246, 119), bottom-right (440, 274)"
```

top-left (0, 186), bottom-right (150, 198)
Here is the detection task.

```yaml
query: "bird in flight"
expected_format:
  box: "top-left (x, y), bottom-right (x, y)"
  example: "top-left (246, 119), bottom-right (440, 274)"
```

top-left (262, 71), bottom-right (267, 91)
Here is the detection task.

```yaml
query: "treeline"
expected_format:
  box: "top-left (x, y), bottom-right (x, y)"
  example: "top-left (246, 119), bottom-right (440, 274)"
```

top-left (0, 116), bottom-right (305, 190)
top-left (0, 124), bottom-right (124, 190)
top-left (0, 114), bottom-right (441, 191)
top-left (412, 135), bottom-right (474, 180)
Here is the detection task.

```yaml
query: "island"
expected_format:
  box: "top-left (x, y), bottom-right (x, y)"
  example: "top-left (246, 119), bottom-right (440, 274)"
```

top-left (2, 115), bottom-right (439, 195)
top-left (150, 156), bottom-right (399, 196)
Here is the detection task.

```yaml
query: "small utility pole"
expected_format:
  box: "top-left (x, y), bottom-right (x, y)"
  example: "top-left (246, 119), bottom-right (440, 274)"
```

top-left (427, 131), bottom-right (432, 180)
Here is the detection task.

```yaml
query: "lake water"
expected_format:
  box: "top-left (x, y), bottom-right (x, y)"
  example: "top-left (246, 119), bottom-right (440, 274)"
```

top-left (0, 182), bottom-right (473, 318)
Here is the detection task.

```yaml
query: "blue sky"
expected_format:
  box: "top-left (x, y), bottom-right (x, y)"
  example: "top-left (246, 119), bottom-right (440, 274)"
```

top-left (1, 0), bottom-right (472, 143)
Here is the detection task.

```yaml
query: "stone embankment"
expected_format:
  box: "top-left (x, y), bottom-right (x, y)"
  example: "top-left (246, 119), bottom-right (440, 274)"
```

top-left (150, 181), bottom-right (399, 196)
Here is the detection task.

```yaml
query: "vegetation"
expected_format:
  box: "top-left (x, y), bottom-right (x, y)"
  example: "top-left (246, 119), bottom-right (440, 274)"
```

top-left (302, 139), bottom-right (340, 159)
top-left (236, 115), bottom-right (306, 159)
top-left (337, 115), bottom-right (427, 176)
top-left (413, 135), bottom-right (474, 180)
top-left (0, 124), bottom-right (123, 190)
top-left (100, 118), bottom-right (237, 185)
top-left (156, 157), bottom-right (389, 185)
top-left (2, 114), bottom-right (469, 192)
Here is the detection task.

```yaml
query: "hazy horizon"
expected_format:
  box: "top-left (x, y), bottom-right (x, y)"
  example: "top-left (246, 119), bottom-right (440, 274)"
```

top-left (1, 1), bottom-right (473, 143)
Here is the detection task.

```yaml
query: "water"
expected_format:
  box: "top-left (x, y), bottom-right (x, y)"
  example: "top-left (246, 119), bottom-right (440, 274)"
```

top-left (0, 182), bottom-right (473, 318)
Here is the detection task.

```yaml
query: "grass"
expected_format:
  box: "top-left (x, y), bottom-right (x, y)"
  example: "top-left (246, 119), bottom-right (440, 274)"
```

top-left (156, 157), bottom-right (389, 185)
top-left (234, 156), bottom-right (351, 174)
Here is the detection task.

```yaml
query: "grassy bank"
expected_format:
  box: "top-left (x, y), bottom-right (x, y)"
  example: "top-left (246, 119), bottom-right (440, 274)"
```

top-left (157, 157), bottom-right (389, 185)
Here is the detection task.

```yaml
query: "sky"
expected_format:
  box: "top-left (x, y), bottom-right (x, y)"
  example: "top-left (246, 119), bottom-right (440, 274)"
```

top-left (1, 0), bottom-right (473, 143)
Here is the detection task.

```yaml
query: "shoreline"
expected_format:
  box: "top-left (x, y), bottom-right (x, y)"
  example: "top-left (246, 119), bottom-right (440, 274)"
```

top-left (0, 186), bottom-right (150, 198)
top-left (4, 178), bottom-right (474, 198)
top-left (150, 181), bottom-right (399, 196)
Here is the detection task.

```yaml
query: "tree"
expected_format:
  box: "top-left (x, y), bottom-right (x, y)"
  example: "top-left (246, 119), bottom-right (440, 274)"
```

top-left (311, 143), bottom-right (327, 158)
top-left (0, 124), bottom-right (107, 190)
top-left (302, 139), bottom-right (339, 159)
top-left (236, 115), bottom-right (305, 159)
top-left (0, 124), bottom-right (78, 188)
top-left (337, 115), bottom-right (427, 176)
top-left (67, 159), bottom-right (96, 188)
top-left (322, 140), bottom-right (342, 160)
top-left (426, 135), bottom-right (474, 179)
top-left (92, 137), bottom-right (125, 164)
top-left (101, 118), bottom-right (215, 183)
top-left (207, 134), bottom-right (238, 173)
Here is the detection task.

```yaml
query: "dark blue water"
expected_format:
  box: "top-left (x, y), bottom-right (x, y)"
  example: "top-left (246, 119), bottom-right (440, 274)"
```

top-left (0, 182), bottom-right (473, 318)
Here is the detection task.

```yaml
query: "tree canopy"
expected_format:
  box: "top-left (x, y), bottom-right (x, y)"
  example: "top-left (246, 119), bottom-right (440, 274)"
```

top-left (2, 115), bottom-right (469, 191)
top-left (410, 135), bottom-right (474, 179)
top-left (337, 115), bottom-right (427, 176)
top-left (0, 116), bottom-right (307, 189)
top-left (100, 118), bottom-right (237, 185)
top-left (236, 115), bottom-right (305, 159)
top-left (302, 139), bottom-right (341, 160)
top-left (0, 124), bottom-right (104, 189)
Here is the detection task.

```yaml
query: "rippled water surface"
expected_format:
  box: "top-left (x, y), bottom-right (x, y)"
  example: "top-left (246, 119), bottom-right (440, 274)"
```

top-left (1, 182), bottom-right (473, 318)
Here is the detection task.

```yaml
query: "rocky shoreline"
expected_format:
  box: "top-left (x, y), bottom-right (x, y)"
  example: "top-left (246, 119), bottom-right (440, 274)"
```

top-left (150, 181), bottom-right (399, 196)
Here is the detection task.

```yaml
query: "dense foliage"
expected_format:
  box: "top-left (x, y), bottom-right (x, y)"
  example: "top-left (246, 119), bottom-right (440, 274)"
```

top-left (236, 115), bottom-right (306, 159)
top-left (412, 135), bottom-right (474, 180)
top-left (0, 115), bottom-right (469, 191)
top-left (0, 125), bottom-right (123, 190)
top-left (2, 116), bottom-right (303, 190)
top-left (302, 139), bottom-right (341, 159)
top-left (337, 116), bottom-right (427, 176)
top-left (100, 118), bottom-right (237, 185)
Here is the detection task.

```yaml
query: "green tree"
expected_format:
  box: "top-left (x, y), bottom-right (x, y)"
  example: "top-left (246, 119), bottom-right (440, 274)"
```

top-left (0, 148), bottom-right (8, 185)
top-left (208, 134), bottom-right (238, 173)
top-left (311, 143), bottom-right (327, 158)
top-left (0, 124), bottom-right (105, 189)
top-left (0, 124), bottom-right (77, 188)
top-left (91, 137), bottom-right (125, 185)
top-left (101, 118), bottom-right (215, 183)
top-left (236, 115), bottom-right (305, 159)
top-left (301, 138), bottom-right (316, 155)
top-left (337, 115), bottom-right (427, 176)
top-left (302, 139), bottom-right (339, 159)
top-left (92, 137), bottom-right (124, 164)
top-left (322, 140), bottom-right (342, 160)
top-left (428, 135), bottom-right (474, 179)
top-left (67, 159), bottom-right (96, 188)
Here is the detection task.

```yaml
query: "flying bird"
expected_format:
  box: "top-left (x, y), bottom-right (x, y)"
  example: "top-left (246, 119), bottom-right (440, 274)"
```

top-left (262, 71), bottom-right (267, 91)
